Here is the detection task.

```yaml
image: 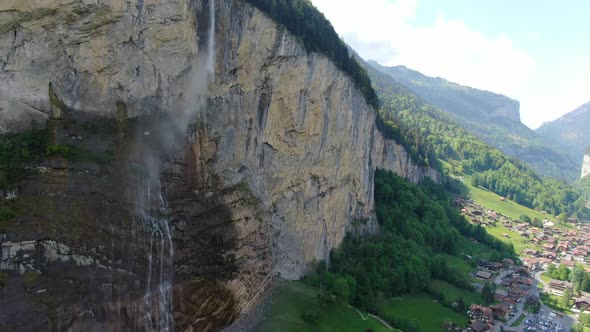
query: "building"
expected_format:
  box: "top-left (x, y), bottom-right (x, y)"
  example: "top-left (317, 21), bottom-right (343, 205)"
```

top-left (490, 304), bottom-right (510, 320)
top-left (574, 297), bottom-right (590, 311)
top-left (469, 320), bottom-right (492, 332)
top-left (526, 295), bottom-right (539, 307)
top-left (476, 271), bottom-right (493, 280)
top-left (561, 259), bottom-right (576, 268)
top-left (513, 267), bottom-right (531, 277)
top-left (548, 280), bottom-right (574, 296)
top-left (469, 304), bottom-right (493, 322)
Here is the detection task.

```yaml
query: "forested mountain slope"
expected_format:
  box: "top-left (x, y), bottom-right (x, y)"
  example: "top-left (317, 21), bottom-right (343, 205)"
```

top-left (369, 61), bottom-right (579, 182)
top-left (537, 101), bottom-right (590, 168)
top-left (363, 60), bottom-right (590, 219)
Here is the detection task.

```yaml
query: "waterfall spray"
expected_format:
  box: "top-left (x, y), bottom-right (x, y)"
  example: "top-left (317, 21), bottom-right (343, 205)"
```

top-left (208, 0), bottom-right (216, 79)
top-left (133, 1), bottom-right (216, 330)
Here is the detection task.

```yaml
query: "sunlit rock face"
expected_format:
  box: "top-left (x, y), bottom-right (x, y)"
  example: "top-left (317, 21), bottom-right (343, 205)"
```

top-left (0, 0), bottom-right (439, 330)
top-left (582, 153), bottom-right (590, 178)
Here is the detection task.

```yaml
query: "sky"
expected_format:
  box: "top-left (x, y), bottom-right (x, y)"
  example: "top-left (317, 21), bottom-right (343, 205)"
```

top-left (309, 0), bottom-right (590, 129)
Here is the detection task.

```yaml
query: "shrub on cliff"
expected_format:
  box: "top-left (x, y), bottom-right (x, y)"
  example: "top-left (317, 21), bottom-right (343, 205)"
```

top-left (245, 0), bottom-right (379, 110)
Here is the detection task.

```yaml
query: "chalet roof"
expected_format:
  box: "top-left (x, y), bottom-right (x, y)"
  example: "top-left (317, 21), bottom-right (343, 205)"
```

top-left (549, 280), bottom-right (573, 289)
top-left (561, 260), bottom-right (576, 267)
top-left (470, 320), bottom-right (489, 332)
top-left (476, 271), bottom-right (492, 279)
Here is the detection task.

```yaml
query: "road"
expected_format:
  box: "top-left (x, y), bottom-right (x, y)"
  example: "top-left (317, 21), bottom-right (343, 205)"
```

top-left (493, 269), bottom-right (574, 331)
top-left (494, 269), bottom-right (576, 331)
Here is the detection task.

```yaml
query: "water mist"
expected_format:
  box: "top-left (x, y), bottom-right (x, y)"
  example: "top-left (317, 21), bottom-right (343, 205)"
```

top-left (131, 1), bottom-right (216, 330)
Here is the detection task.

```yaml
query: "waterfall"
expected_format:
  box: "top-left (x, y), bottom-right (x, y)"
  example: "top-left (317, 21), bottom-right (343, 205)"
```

top-left (134, 1), bottom-right (216, 330)
top-left (208, 0), bottom-right (216, 79)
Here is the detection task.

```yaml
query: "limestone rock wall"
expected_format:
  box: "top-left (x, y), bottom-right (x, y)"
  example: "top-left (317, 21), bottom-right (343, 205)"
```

top-left (0, 0), bottom-right (440, 330)
top-left (582, 153), bottom-right (590, 178)
top-left (0, 0), bottom-right (199, 132)
top-left (208, 0), bottom-right (440, 278)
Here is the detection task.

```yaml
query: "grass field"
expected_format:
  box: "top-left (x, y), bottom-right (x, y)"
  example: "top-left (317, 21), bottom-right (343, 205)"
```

top-left (437, 254), bottom-right (475, 274)
top-left (254, 280), bottom-right (394, 332)
top-left (483, 223), bottom-right (540, 254)
top-left (457, 236), bottom-right (499, 261)
top-left (429, 279), bottom-right (482, 305)
top-left (539, 293), bottom-right (573, 314)
top-left (540, 273), bottom-right (551, 284)
top-left (463, 176), bottom-right (556, 223)
top-left (379, 294), bottom-right (469, 332)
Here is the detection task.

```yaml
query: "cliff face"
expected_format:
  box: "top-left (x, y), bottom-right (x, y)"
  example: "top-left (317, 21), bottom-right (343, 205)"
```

top-left (583, 153), bottom-right (590, 179)
top-left (0, 0), bottom-right (439, 330)
top-left (211, 1), bottom-right (440, 279)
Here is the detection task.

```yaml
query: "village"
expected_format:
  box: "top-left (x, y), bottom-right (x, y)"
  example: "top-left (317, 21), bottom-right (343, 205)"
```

top-left (452, 197), bottom-right (590, 332)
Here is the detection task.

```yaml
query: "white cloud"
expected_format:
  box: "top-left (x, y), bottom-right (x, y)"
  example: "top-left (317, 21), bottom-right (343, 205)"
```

top-left (311, 0), bottom-right (544, 126)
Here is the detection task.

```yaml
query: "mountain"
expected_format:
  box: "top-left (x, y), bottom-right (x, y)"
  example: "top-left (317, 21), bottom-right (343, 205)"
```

top-left (536, 101), bottom-right (590, 168)
top-left (362, 58), bottom-right (589, 219)
top-left (0, 0), bottom-right (439, 330)
top-left (583, 150), bottom-right (590, 178)
top-left (368, 61), bottom-right (580, 182)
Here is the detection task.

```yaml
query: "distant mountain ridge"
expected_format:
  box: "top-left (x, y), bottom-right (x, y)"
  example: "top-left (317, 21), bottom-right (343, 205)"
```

top-left (368, 61), bottom-right (580, 182)
top-left (370, 62), bottom-right (522, 123)
top-left (536, 100), bottom-right (590, 168)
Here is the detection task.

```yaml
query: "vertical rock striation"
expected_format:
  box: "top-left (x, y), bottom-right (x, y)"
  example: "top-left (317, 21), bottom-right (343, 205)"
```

top-left (582, 152), bottom-right (590, 179)
top-left (0, 0), bottom-right (440, 330)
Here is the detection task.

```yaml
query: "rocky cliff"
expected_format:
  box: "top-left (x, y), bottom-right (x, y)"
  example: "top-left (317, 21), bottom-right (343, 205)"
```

top-left (537, 101), bottom-right (590, 168)
top-left (583, 152), bottom-right (590, 179)
top-left (0, 0), bottom-right (439, 330)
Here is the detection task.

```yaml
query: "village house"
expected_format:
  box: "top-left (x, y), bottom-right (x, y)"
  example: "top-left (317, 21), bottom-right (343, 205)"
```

top-left (469, 320), bottom-right (492, 332)
top-left (513, 267), bottom-right (531, 277)
top-left (502, 258), bottom-right (515, 267)
top-left (557, 241), bottom-right (570, 252)
top-left (574, 297), bottom-right (590, 312)
top-left (469, 304), bottom-right (493, 322)
top-left (521, 257), bottom-right (539, 269)
top-left (548, 280), bottom-right (574, 296)
top-left (526, 295), bottom-right (539, 307)
top-left (561, 259), bottom-right (576, 268)
top-left (490, 304), bottom-right (510, 320)
top-left (476, 271), bottom-right (493, 281)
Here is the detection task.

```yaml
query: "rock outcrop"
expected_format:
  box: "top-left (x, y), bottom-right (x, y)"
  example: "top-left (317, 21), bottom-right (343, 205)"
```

top-left (582, 152), bottom-right (590, 178)
top-left (0, 0), bottom-right (439, 330)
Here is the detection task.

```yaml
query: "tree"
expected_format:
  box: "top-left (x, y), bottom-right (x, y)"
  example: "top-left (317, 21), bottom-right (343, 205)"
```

top-left (571, 265), bottom-right (585, 296)
top-left (557, 264), bottom-right (570, 281)
top-left (547, 264), bottom-right (557, 278)
top-left (558, 212), bottom-right (568, 224)
top-left (560, 289), bottom-right (572, 308)
top-left (457, 297), bottom-right (466, 312)
top-left (519, 214), bottom-right (531, 223)
top-left (333, 277), bottom-right (350, 302)
top-left (482, 282), bottom-right (494, 305)
top-left (580, 313), bottom-right (590, 326)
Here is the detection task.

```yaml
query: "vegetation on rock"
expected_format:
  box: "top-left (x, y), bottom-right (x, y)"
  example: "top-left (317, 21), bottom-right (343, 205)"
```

top-left (245, 0), bottom-right (379, 110)
top-left (303, 170), bottom-right (514, 330)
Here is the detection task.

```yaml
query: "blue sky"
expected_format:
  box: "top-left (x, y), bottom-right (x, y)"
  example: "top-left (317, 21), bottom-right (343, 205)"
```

top-left (310, 0), bottom-right (590, 128)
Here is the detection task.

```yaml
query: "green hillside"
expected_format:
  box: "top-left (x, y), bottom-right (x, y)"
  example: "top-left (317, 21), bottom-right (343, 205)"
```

top-left (254, 281), bottom-right (396, 332)
top-left (369, 61), bottom-right (579, 182)
top-left (364, 61), bottom-right (590, 219)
